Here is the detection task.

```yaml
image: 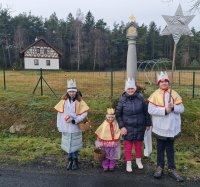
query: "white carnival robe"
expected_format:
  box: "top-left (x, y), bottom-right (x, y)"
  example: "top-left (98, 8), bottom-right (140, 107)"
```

top-left (148, 90), bottom-right (184, 138)
top-left (56, 99), bottom-right (88, 153)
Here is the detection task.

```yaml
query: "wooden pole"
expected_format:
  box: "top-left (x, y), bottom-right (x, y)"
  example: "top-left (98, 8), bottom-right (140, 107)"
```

top-left (169, 43), bottom-right (177, 103)
top-left (171, 43), bottom-right (177, 83)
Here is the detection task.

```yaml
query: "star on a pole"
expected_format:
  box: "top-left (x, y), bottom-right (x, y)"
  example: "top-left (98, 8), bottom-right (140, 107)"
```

top-left (129, 15), bottom-right (136, 22)
top-left (161, 4), bottom-right (195, 44)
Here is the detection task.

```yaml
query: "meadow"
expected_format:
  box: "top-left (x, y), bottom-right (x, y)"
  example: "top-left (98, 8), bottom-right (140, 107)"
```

top-left (0, 70), bottom-right (200, 179)
top-left (0, 70), bottom-right (200, 98)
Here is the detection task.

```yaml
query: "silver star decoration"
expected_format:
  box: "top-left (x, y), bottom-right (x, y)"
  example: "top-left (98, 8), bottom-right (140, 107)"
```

top-left (161, 4), bottom-right (195, 44)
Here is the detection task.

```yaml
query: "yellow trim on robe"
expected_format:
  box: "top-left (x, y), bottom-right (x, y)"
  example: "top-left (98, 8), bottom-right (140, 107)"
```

top-left (75, 100), bottom-right (90, 115)
top-left (95, 120), bottom-right (120, 141)
top-left (54, 100), bottom-right (65, 112)
top-left (148, 88), bottom-right (182, 107)
top-left (54, 99), bottom-right (89, 115)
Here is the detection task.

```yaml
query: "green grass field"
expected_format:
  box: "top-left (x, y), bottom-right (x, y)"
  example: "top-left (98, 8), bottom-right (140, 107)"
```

top-left (0, 70), bottom-right (200, 178)
top-left (0, 89), bottom-right (200, 178)
top-left (0, 70), bottom-right (200, 98)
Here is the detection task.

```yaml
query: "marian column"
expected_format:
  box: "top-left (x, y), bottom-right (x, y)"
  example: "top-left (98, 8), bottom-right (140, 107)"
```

top-left (126, 16), bottom-right (138, 79)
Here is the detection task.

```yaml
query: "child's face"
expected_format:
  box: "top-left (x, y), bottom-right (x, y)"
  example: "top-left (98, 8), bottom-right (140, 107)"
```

top-left (68, 91), bottom-right (77, 98)
top-left (159, 80), bottom-right (169, 90)
top-left (106, 115), bottom-right (115, 123)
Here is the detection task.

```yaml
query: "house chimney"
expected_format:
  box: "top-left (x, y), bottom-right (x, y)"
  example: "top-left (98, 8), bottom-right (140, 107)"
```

top-left (35, 37), bottom-right (38, 41)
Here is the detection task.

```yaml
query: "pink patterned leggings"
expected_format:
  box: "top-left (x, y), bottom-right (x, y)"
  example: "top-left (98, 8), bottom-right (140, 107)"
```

top-left (124, 140), bottom-right (142, 161)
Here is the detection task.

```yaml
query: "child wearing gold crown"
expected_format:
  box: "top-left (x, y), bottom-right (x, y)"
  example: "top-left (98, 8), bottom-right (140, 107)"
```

top-left (54, 79), bottom-right (89, 171)
top-left (148, 71), bottom-right (184, 182)
top-left (95, 108), bottom-right (121, 171)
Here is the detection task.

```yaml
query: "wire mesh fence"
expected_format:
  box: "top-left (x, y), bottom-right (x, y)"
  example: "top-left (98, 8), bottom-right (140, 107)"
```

top-left (0, 69), bottom-right (200, 98)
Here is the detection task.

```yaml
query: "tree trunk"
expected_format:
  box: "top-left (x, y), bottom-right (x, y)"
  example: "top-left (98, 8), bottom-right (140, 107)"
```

top-left (93, 45), bottom-right (97, 70)
top-left (77, 26), bottom-right (80, 71)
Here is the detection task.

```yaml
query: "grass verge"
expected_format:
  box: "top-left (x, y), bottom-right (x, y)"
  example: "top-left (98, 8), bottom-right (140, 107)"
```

top-left (0, 90), bottom-right (199, 178)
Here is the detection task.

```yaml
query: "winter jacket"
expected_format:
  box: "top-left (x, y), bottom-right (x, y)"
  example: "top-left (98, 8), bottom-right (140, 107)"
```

top-left (116, 92), bottom-right (151, 141)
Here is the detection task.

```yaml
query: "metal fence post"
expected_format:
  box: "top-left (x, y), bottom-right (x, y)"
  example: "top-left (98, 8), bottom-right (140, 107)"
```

top-left (179, 71), bottom-right (180, 85)
top-left (111, 68), bottom-right (113, 98)
top-left (192, 72), bottom-right (195, 98)
top-left (3, 68), bottom-right (6, 90)
top-left (33, 68), bottom-right (57, 97)
top-left (40, 68), bottom-right (43, 96)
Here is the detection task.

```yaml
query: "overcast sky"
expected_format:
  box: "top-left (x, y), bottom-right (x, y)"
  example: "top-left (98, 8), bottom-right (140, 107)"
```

top-left (1, 0), bottom-right (199, 30)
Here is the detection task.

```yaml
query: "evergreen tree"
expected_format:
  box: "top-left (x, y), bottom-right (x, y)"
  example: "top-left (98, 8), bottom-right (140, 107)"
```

top-left (0, 7), bottom-right (199, 70)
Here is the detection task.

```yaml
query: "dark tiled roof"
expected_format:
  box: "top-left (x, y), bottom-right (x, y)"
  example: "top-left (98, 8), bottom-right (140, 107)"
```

top-left (20, 37), bottom-right (62, 56)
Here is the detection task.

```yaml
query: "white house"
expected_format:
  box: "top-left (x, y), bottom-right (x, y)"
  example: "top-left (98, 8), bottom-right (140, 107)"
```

top-left (20, 38), bottom-right (62, 70)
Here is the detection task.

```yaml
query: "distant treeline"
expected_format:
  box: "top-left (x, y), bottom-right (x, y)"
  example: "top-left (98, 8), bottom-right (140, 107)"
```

top-left (0, 8), bottom-right (200, 70)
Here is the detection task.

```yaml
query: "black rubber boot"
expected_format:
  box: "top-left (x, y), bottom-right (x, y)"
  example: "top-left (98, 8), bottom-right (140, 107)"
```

top-left (72, 158), bottom-right (78, 170)
top-left (67, 158), bottom-right (73, 170)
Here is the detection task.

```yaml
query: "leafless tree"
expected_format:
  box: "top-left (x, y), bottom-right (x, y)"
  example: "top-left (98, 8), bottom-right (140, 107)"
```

top-left (190, 0), bottom-right (200, 11)
top-left (93, 29), bottom-right (103, 70)
top-left (161, 0), bottom-right (200, 12)
top-left (75, 9), bottom-right (84, 70)
top-left (14, 26), bottom-right (27, 67)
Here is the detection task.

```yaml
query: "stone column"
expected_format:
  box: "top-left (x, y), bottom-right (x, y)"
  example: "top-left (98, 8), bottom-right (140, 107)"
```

top-left (127, 39), bottom-right (137, 79)
top-left (126, 21), bottom-right (138, 80)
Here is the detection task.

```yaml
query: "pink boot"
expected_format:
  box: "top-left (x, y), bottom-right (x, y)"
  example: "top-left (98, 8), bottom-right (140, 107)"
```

top-left (109, 160), bottom-right (116, 171)
top-left (102, 159), bottom-right (109, 171)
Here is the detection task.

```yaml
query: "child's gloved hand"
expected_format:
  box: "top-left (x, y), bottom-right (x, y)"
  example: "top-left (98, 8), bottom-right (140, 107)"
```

top-left (71, 119), bottom-right (76, 124)
top-left (69, 113), bottom-right (77, 124)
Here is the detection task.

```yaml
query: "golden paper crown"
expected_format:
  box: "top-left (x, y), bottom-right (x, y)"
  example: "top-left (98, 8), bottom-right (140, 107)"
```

top-left (106, 108), bottom-right (115, 115)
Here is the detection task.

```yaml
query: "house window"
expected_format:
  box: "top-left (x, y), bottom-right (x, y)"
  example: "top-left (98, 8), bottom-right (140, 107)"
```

top-left (34, 59), bottom-right (39, 65)
top-left (37, 48), bottom-right (40, 53)
top-left (44, 48), bottom-right (47, 54)
top-left (46, 60), bottom-right (50, 66)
